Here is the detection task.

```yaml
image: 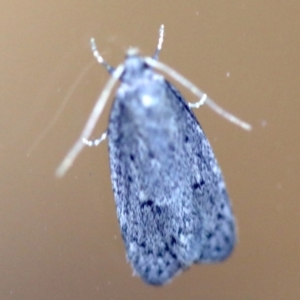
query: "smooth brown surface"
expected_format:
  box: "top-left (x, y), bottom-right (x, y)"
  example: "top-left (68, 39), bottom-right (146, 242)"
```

top-left (0, 1), bottom-right (299, 299)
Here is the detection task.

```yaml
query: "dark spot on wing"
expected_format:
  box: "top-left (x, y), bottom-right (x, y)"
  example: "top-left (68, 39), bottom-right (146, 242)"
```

top-left (148, 151), bottom-right (155, 159)
top-left (170, 235), bottom-right (177, 246)
top-left (217, 213), bottom-right (224, 220)
top-left (192, 183), bottom-right (200, 190)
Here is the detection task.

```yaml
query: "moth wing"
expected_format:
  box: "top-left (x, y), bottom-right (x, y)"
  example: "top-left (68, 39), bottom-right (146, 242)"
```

top-left (107, 77), bottom-right (236, 285)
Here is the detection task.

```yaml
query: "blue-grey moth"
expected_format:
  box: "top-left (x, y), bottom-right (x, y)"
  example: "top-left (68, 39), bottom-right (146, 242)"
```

top-left (57, 25), bottom-right (251, 285)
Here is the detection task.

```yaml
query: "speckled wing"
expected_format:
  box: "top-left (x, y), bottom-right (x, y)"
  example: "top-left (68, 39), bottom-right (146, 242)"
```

top-left (107, 63), bottom-right (236, 285)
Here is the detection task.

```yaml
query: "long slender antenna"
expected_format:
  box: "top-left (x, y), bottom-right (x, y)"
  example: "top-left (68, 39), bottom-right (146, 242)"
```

top-left (56, 37), bottom-right (126, 177)
top-left (56, 63), bottom-right (124, 178)
top-left (56, 26), bottom-right (251, 178)
top-left (145, 57), bottom-right (252, 131)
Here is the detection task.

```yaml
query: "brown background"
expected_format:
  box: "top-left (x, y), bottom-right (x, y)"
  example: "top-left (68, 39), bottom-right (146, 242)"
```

top-left (0, 1), bottom-right (299, 299)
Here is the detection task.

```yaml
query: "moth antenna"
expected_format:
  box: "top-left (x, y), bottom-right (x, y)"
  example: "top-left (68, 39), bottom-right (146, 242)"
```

top-left (56, 63), bottom-right (124, 177)
top-left (144, 57), bottom-right (252, 131)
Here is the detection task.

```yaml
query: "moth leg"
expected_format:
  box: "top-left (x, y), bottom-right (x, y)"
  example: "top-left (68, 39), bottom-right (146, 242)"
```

top-left (188, 94), bottom-right (207, 109)
top-left (90, 38), bottom-right (115, 74)
top-left (152, 24), bottom-right (164, 60)
top-left (145, 57), bottom-right (252, 131)
top-left (56, 45), bottom-right (124, 177)
top-left (82, 131), bottom-right (107, 147)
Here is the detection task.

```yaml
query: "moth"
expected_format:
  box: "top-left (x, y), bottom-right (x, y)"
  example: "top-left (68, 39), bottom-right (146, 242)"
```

top-left (57, 25), bottom-right (251, 285)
